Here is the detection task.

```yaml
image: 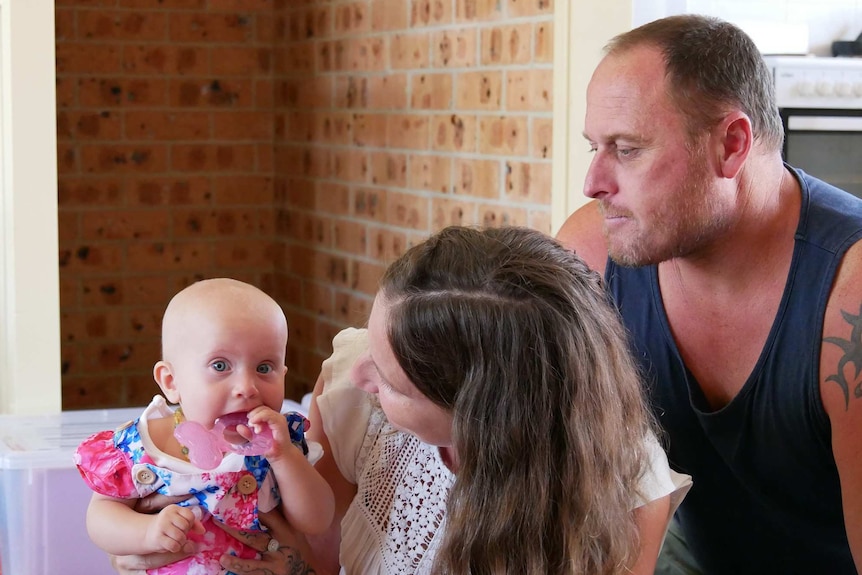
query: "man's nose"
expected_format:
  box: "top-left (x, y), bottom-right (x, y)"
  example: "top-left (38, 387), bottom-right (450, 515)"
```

top-left (583, 151), bottom-right (615, 199)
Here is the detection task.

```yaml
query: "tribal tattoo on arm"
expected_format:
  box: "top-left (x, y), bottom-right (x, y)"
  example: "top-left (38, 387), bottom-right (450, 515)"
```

top-left (824, 304), bottom-right (862, 410)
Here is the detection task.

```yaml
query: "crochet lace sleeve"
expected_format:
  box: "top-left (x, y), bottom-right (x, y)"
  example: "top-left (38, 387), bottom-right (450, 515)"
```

top-left (317, 328), bottom-right (373, 485)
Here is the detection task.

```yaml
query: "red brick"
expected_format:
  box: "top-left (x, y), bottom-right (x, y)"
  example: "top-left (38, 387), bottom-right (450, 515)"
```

top-left (78, 78), bottom-right (169, 108)
top-left (390, 33), bottom-right (429, 69)
top-left (58, 111), bottom-right (123, 141)
top-left (432, 29), bottom-right (477, 67)
top-left (411, 74), bottom-right (453, 109)
top-left (77, 10), bottom-right (168, 42)
top-left (532, 117), bottom-right (553, 159)
top-left (170, 78), bottom-right (254, 108)
top-left (80, 144), bottom-right (169, 174)
top-left (334, 2), bottom-right (370, 35)
top-left (127, 241), bottom-right (213, 271)
top-left (506, 0), bottom-right (554, 17)
top-left (81, 209), bottom-right (171, 240)
top-left (129, 177), bottom-right (213, 206)
top-left (214, 238), bottom-right (278, 269)
top-left (62, 375), bottom-right (125, 410)
top-left (506, 69), bottom-right (552, 111)
top-left (333, 220), bottom-right (367, 256)
top-left (385, 190), bottom-right (429, 229)
top-left (353, 113), bottom-right (387, 147)
top-left (58, 177), bottom-right (126, 207)
top-left (455, 0), bottom-right (503, 21)
top-left (169, 12), bottom-right (255, 43)
top-left (125, 111), bottom-right (211, 140)
top-left (213, 111), bottom-right (274, 140)
top-left (56, 77), bottom-right (77, 108)
top-left (120, 0), bottom-right (205, 7)
top-left (57, 210), bottom-right (79, 244)
top-left (371, 0), bottom-right (408, 30)
top-left (409, 154), bottom-right (451, 193)
top-left (411, 0), bottom-right (453, 26)
top-left (455, 71), bottom-right (502, 110)
top-left (535, 21), bottom-right (553, 63)
top-left (529, 209), bottom-right (552, 234)
top-left (367, 75), bottom-right (408, 110)
top-left (334, 291), bottom-right (372, 325)
top-left (387, 115), bottom-right (430, 149)
top-left (55, 9), bottom-right (75, 42)
top-left (80, 275), bottom-right (172, 307)
top-left (316, 182), bottom-right (352, 215)
top-left (481, 24), bottom-right (532, 65)
top-left (211, 46), bottom-right (272, 75)
top-left (453, 158), bottom-right (500, 198)
top-left (331, 149), bottom-right (369, 183)
top-left (59, 244), bottom-right (124, 274)
top-left (122, 45), bottom-right (210, 76)
top-left (432, 197), bottom-right (477, 228)
top-left (479, 203), bottom-right (528, 227)
top-left (430, 113), bottom-right (477, 152)
top-left (354, 187), bottom-right (387, 222)
top-left (170, 144), bottom-right (257, 172)
top-left (213, 176), bottom-right (274, 204)
top-left (350, 260), bottom-right (386, 295)
top-left (304, 283), bottom-right (335, 318)
top-left (504, 160), bottom-right (552, 204)
top-left (367, 226), bottom-right (405, 262)
top-left (478, 115), bottom-right (529, 155)
top-left (370, 152), bottom-right (408, 187)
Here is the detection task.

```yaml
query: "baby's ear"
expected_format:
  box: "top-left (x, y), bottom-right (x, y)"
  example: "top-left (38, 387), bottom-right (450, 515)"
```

top-left (154, 360), bottom-right (180, 403)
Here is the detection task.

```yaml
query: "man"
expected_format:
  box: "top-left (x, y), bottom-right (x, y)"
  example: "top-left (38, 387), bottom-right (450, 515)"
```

top-left (557, 14), bottom-right (862, 574)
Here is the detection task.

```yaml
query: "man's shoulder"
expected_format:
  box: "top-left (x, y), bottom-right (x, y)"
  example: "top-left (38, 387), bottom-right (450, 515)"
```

top-left (555, 201), bottom-right (608, 275)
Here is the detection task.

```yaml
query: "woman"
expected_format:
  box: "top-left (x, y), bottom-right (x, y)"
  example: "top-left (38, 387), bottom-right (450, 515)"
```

top-left (115, 226), bottom-right (689, 575)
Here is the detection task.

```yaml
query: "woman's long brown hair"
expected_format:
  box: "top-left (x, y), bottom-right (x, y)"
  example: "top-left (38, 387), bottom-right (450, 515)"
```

top-left (380, 226), bottom-right (655, 575)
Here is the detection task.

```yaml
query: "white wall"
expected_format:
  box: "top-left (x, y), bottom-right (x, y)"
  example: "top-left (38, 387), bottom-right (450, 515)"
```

top-left (0, 0), bottom-right (61, 414)
top-left (638, 0), bottom-right (862, 56)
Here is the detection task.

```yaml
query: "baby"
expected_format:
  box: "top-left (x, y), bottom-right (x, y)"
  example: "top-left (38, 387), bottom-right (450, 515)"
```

top-left (75, 278), bottom-right (334, 574)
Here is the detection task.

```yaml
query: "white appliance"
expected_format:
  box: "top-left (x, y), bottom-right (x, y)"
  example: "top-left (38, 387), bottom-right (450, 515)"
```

top-left (764, 56), bottom-right (862, 198)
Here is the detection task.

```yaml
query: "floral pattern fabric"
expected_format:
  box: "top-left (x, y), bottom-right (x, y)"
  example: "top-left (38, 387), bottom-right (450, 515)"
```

top-left (74, 396), bottom-right (278, 575)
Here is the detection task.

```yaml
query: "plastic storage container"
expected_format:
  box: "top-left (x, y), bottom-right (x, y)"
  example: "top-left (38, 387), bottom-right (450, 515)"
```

top-left (0, 407), bottom-right (140, 575)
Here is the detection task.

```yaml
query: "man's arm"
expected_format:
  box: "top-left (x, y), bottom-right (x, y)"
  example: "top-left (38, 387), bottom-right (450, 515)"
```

top-left (820, 240), bottom-right (862, 573)
top-left (555, 200), bottom-right (608, 276)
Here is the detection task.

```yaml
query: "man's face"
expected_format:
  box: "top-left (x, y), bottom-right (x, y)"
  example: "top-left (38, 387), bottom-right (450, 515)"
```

top-left (583, 45), bottom-right (734, 266)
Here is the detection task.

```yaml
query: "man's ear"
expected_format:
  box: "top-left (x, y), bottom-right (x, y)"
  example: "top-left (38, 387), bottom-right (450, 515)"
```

top-left (715, 111), bottom-right (752, 179)
top-left (153, 360), bottom-right (180, 404)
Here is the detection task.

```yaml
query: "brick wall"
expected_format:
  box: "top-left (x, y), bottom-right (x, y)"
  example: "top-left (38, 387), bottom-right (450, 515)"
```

top-left (56, 0), bottom-right (554, 410)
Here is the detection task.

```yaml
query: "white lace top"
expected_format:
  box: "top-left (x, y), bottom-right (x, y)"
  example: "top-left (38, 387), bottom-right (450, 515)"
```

top-left (316, 328), bottom-right (691, 575)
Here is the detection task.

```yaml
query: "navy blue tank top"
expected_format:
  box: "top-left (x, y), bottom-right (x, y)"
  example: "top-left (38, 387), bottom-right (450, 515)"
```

top-left (606, 168), bottom-right (862, 574)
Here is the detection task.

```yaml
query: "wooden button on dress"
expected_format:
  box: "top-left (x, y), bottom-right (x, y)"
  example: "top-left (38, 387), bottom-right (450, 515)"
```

top-left (237, 473), bottom-right (257, 495)
top-left (134, 467), bottom-right (156, 485)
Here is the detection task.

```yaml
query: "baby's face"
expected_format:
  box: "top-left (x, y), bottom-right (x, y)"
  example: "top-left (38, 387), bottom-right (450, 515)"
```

top-left (161, 287), bottom-right (288, 428)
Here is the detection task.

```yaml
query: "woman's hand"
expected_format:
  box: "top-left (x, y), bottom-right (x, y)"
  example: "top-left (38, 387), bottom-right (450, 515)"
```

top-left (215, 510), bottom-right (323, 575)
top-left (110, 548), bottom-right (194, 575)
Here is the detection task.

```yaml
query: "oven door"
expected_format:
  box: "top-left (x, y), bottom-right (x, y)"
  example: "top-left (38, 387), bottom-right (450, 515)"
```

top-left (780, 108), bottom-right (862, 199)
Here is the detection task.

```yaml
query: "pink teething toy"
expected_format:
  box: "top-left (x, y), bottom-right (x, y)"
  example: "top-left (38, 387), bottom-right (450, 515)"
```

top-left (174, 411), bottom-right (273, 470)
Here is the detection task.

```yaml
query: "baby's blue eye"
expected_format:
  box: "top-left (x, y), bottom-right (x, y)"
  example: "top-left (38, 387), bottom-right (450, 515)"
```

top-left (257, 364), bottom-right (272, 374)
top-left (212, 361), bottom-right (228, 372)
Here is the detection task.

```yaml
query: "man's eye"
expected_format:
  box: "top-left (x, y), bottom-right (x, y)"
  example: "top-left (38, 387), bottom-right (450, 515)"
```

top-left (257, 364), bottom-right (272, 374)
top-left (211, 361), bottom-right (228, 372)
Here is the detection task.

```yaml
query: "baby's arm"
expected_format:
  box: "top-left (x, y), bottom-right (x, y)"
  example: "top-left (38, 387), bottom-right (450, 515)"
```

top-left (87, 492), bottom-right (203, 555)
top-left (247, 406), bottom-right (335, 535)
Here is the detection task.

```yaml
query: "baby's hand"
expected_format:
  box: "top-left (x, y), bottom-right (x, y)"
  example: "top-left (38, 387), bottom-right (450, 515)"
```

top-left (146, 504), bottom-right (204, 553)
top-left (246, 405), bottom-right (290, 460)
